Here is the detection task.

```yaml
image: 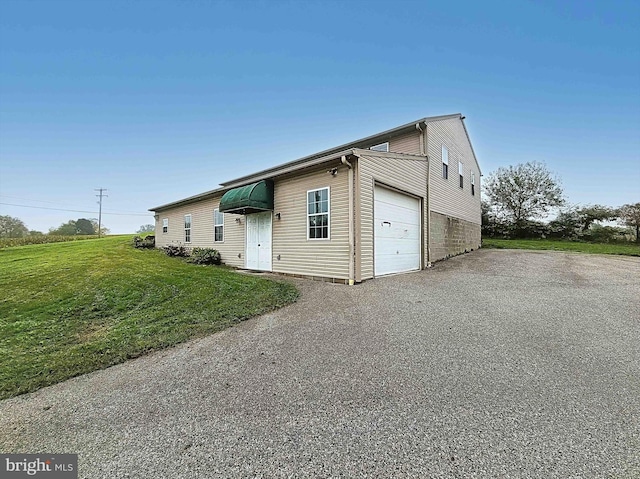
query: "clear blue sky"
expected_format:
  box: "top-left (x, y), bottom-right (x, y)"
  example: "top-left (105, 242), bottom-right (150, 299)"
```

top-left (1, 0), bottom-right (638, 233)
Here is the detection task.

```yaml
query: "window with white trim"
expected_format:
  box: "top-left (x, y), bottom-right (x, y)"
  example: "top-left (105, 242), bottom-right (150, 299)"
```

top-left (471, 172), bottom-right (475, 196)
top-left (307, 187), bottom-right (330, 240)
top-left (162, 218), bottom-right (168, 234)
top-left (442, 145), bottom-right (449, 179)
top-left (459, 162), bottom-right (464, 188)
top-left (370, 142), bottom-right (389, 152)
top-left (184, 214), bottom-right (192, 243)
top-left (214, 209), bottom-right (224, 242)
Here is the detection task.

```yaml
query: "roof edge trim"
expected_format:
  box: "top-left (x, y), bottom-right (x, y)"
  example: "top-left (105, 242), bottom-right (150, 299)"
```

top-left (220, 113), bottom-right (460, 186)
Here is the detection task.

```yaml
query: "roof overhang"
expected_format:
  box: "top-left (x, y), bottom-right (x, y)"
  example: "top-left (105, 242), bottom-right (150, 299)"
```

top-left (149, 149), bottom-right (427, 212)
top-left (149, 113), bottom-right (466, 213)
top-left (149, 186), bottom-right (224, 212)
top-left (219, 179), bottom-right (274, 215)
top-left (219, 113), bottom-right (461, 187)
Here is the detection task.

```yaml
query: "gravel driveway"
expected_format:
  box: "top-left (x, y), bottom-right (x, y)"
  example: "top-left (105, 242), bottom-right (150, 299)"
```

top-left (1, 249), bottom-right (639, 478)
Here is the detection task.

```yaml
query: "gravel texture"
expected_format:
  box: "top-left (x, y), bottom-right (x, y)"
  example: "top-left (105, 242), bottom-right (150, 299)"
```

top-left (1, 249), bottom-right (639, 478)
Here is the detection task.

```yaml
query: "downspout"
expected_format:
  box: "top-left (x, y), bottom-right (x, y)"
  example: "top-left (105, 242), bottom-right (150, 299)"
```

top-left (423, 122), bottom-right (432, 267)
top-left (416, 122), bottom-right (425, 155)
top-left (416, 123), bottom-right (431, 268)
top-left (341, 155), bottom-right (355, 285)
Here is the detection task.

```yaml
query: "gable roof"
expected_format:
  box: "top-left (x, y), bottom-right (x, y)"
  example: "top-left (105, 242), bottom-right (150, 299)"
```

top-left (219, 113), bottom-right (461, 187)
top-left (150, 113), bottom-right (474, 212)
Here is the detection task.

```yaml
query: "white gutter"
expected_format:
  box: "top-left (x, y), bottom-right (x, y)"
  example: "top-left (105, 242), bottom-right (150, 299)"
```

top-left (222, 148), bottom-right (358, 190)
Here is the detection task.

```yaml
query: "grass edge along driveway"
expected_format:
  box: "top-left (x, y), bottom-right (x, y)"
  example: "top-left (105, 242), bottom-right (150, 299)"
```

top-left (0, 236), bottom-right (298, 399)
top-left (482, 237), bottom-right (640, 256)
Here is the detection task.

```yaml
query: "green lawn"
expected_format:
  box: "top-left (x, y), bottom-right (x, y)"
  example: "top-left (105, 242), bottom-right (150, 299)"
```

top-left (482, 238), bottom-right (640, 256)
top-left (0, 236), bottom-right (298, 399)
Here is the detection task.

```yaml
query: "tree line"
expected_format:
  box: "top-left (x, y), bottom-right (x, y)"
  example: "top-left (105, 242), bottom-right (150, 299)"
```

top-left (483, 162), bottom-right (639, 243)
top-left (3, 164), bottom-right (638, 244)
top-left (0, 216), bottom-right (110, 238)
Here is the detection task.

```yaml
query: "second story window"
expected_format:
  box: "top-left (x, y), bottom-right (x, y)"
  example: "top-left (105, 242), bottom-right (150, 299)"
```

top-left (442, 145), bottom-right (449, 179)
top-left (184, 214), bottom-right (192, 243)
top-left (214, 209), bottom-right (224, 242)
top-left (162, 218), bottom-right (168, 233)
top-left (370, 142), bottom-right (389, 152)
top-left (471, 172), bottom-right (475, 196)
top-left (459, 162), bottom-right (464, 188)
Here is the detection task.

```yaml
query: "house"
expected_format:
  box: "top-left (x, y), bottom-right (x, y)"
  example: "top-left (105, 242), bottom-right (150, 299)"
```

top-left (149, 113), bottom-right (481, 284)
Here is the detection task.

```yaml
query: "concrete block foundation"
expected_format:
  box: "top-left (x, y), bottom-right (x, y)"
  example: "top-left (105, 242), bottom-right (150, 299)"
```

top-left (430, 211), bottom-right (481, 262)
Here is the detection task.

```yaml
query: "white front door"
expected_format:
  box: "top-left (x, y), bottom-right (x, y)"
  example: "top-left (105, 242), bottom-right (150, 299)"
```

top-left (246, 211), bottom-right (272, 271)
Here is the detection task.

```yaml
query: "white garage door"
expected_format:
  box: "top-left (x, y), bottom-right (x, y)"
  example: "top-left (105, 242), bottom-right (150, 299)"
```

top-left (374, 186), bottom-right (421, 276)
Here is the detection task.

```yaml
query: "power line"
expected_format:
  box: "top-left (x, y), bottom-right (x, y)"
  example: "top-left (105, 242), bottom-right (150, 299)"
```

top-left (0, 195), bottom-right (148, 215)
top-left (0, 202), bottom-right (151, 217)
top-left (0, 195), bottom-right (82, 207)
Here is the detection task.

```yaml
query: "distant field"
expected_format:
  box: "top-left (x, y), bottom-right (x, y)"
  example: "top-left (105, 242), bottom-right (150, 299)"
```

top-left (482, 238), bottom-right (640, 256)
top-left (0, 236), bottom-right (298, 399)
top-left (0, 234), bottom-right (100, 248)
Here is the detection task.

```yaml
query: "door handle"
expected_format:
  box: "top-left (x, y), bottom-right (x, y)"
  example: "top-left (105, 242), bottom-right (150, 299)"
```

top-left (258, 244), bottom-right (261, 246)
top-left (382, 221), bottom-right (391, 226)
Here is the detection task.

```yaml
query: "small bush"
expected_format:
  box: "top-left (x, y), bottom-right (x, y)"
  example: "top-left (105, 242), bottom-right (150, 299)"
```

top-left (133, 235), bottom-right (155, 249)
top-left (162, 244), bottom-right (190, 257)
top-left (482, 219), bottom-right (550, 239)
top-left (583, 225), bottom-right (632, 244)
top-left (189, 247), bottom-right (221, 265)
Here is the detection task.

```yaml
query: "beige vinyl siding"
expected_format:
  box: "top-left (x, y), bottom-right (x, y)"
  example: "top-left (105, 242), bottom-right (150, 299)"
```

top-left (388, 131), bottom-right (422, 155)
top-left (358, 153), bottom-right (428, 281)
top-left (272, 166), bottom-right (350, 279)
top-left (154, 196), bottom-right (245, 268)
top-left (427, 118), bottom-right (481, 225)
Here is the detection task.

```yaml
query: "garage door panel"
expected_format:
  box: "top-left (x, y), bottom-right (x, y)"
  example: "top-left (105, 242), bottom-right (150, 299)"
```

top-left (375, 189), bottom-right (418, 210)
top-left (375, 207), bottom-right (420, 227)
top-left (376, 236), bottom-right (420, 249)
top-left (375, 221), bottom-right (420, 239)
top-left (375, 253), bottom-right (420, 276)
top-left (374, 186), bottom-right (421, 276)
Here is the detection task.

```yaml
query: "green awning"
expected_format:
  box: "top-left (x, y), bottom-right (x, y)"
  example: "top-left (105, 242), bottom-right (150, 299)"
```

top-left (219, 180), bottom-right (274, 214)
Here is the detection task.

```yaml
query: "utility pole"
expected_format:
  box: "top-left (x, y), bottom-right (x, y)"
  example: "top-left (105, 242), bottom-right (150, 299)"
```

top-left (95, 188), bottom-right (108, 237)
